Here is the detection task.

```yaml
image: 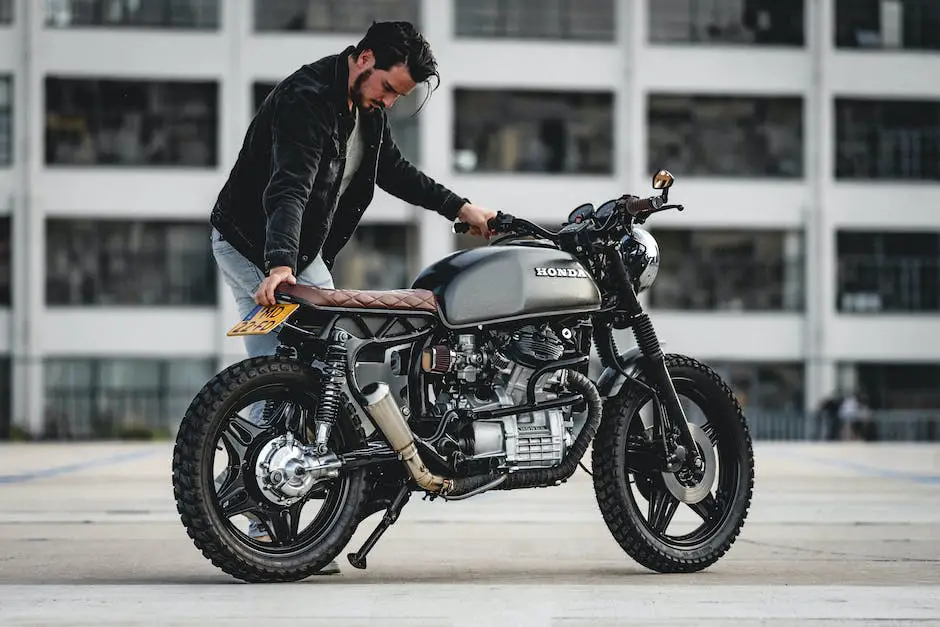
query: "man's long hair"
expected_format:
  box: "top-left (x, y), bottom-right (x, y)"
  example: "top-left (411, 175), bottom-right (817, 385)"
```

top-left (354, 21), bottom-right (440, 111)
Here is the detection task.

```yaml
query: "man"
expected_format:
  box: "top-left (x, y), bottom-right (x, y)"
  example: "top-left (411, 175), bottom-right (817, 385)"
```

top-left (209, 21), bottom-right (496, 573)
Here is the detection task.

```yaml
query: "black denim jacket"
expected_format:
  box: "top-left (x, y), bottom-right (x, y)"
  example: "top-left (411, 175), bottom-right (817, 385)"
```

top-left (211, 46), bottom-right (467, 275)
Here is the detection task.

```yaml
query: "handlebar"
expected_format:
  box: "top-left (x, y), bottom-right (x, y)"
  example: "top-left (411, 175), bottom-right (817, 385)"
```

top-left (454, 213), bottom-right (559, 241)
top-left (625, 195), bottom-right (664, 216)
top-left (452, 195), bottom-right (684, 239)
top-left (624, 196), bottom-right (684, 222)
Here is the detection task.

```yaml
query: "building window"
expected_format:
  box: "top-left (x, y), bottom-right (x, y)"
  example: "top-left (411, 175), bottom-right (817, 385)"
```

top-left (253, 80), bottom-right (421, 165)
top-left (0, 0), bottom-right (11, 24)
top-left (835, 98), bottom-right (940, 180)
top-left (0, 357), bottom-right (10, 440)
top-left (836, 362), bottom-right (940, 441)
top-left (710, 361), bottom-right (806, 439)
top-left (254, 0), bottom-right (419, 33)
top-left (454, 0), bottom-right (614, 41)
top-left (649, 229), bottom-right (804, 311)
top-left (649, 95), bottom-right (804, 177)
top-left (844, 363), bottom-right (940, 410)
top-left (0, 217), bottom-right (11, 306)
top-left (46, 220), bottom-right (216, 306)
top-left (650, 0), bottom-right (804, 46)
top-left (837, 230), bottom-right (940, 312)
top-left (0, 76), bottom-right (10, 166)
top-left (710, 362), bottom-right (804, 411)
top-left (454, 89), bottom-right (614, 174)
top-left (44, 0), bottom-right (220, 29)
top-left (45, 77), bottom-right (218, 167)
top-left (835, 0), bottom-right (940, 50)
top-left (332, 224), bottom-right (417, 291)
top-left (43, 358), bottom-right (215, 439)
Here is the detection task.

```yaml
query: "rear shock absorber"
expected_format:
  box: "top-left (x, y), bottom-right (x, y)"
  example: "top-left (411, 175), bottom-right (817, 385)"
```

top-left (313, 329), bottom-right (348, 454)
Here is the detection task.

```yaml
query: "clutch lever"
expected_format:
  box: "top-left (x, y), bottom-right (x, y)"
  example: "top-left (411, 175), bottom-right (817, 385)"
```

top-left (487, 211), bottom-right (517, 234)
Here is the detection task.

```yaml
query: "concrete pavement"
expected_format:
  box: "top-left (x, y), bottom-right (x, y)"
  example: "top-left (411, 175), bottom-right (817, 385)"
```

top-left (0, 441), bottom-right (938, 625)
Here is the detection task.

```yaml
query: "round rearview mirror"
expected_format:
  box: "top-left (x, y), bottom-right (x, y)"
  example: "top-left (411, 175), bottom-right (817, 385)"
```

top-left (652, 170), bottom-right (675, 190)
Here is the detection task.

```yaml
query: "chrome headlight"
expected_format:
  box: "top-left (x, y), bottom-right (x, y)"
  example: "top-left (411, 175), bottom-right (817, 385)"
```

top-left (620, 227), bottom-right (660, 294)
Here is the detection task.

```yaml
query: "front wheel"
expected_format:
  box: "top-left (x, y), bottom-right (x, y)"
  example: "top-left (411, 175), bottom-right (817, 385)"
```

top-left (592, 353), bottom-right (754, 573)
top-left (172, 355), bottom-right (368, 583)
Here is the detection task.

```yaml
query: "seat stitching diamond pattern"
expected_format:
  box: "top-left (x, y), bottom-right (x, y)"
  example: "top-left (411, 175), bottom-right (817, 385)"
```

top-left (279, 284), bottom-right (437, 312)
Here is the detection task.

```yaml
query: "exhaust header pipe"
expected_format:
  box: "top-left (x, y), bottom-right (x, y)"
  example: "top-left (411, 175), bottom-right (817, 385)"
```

top-left (361, 382), bottom-right (454, 495)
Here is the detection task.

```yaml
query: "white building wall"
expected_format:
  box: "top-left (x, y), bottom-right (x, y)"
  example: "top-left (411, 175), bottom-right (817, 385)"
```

top-left (0, 0), bottom-right (938, 435)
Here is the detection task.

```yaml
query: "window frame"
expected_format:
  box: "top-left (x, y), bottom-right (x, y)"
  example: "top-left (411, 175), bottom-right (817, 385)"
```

top-left (43, 356), bottom-right (216, 438)
top-left (834, 0), bottom-right (940, 51)
top-left (44, 76), bottom-right (220, 168)
top-left (834, 97), bottom-right (940, 181)
top-left (648, 0), bottom-right (805, 47)
top-left (453, 0), bottom-right (616, 42)
top-left (253, 0), bottom-right (420, 34)
top-left (453, 87), bottom-right (616, 176)
top-left (44, 0), bottom-right (221, 30)
top-left (647, 227), bottom-right (805, 312)
top-left (0, 75), bottom-right (11, 166)
top-left (647, 93), bottom-right (805, 179)
top-left (836, 230), bottom-right (940, 313)
top-left (45, 218), bottom-right (217, 307)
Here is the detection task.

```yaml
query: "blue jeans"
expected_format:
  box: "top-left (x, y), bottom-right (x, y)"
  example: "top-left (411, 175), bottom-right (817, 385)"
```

top-left (211, 228), bottom-right (334, 539)
top-left (212, 228), bottom-right (334, 358)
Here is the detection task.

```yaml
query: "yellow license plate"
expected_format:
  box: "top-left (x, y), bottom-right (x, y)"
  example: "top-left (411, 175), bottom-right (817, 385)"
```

top-left (227, 303), bottom-right (300, 336)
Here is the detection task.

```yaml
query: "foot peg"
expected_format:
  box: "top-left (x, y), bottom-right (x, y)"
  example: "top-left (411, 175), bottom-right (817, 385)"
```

top-left (346, 482), bottom-right (411, 570)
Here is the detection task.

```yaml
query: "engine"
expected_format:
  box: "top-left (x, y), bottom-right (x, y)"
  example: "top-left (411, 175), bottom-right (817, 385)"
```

top-left (420, 324), bottom-right (579, 471)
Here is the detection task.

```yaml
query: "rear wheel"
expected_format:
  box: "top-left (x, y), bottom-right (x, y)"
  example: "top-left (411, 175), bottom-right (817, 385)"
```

top-left (592, 353), bottom-right (754, 573)
top-left (172, 356), bottom-right (367, 583)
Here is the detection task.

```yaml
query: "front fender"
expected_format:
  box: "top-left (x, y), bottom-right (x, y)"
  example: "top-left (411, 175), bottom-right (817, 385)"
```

top-left (595, 343), bottom-right (666, 398)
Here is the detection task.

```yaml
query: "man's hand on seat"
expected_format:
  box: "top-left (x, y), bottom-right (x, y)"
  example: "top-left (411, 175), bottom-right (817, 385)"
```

top-left (254, 266), bottom-right (296, 306)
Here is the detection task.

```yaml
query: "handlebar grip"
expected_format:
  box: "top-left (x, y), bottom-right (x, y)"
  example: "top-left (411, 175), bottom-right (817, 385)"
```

top-left (455, 214), bottom-right (511, 235)
top-left (625, 196), bottom-right (663, 217)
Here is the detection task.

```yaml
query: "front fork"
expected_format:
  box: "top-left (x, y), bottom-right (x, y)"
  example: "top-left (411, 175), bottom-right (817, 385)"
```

top-left (603, 246), bottom-right (703, 475)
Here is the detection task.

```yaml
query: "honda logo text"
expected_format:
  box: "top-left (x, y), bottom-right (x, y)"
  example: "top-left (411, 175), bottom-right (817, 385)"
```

top-left (534, 267), bottom-right (589, 278)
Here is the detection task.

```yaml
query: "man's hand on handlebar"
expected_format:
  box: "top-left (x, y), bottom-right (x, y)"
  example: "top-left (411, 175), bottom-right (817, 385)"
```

top-left (454, 202), bottom-right (498, 239)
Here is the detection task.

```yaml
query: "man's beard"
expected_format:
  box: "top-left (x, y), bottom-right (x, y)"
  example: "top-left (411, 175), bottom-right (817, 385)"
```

top-left (350, 69), bottom-right (382, 111)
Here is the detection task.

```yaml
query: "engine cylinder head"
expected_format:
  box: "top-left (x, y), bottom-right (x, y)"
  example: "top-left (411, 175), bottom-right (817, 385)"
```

top-left (503, 325), bottom-right (564, 368)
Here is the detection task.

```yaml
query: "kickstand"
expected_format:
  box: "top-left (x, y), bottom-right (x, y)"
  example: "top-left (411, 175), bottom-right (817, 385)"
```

top-left (347, 482), bottom-right (412, 570)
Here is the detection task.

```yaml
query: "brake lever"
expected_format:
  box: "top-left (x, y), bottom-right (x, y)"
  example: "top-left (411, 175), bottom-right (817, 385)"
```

top-left (636, 203), bottom-right (685, 224)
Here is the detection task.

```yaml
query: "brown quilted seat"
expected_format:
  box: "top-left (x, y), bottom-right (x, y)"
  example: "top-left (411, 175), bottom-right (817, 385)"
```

top-left (277, 283), bottom-right (437, 313)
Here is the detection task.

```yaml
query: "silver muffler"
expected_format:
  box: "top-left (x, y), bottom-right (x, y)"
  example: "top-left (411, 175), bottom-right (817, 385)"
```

top-left (361, 382), bottom-right (454, 495)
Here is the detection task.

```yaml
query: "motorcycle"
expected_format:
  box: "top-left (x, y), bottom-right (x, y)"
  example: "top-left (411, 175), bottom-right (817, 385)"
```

top-left (172, 170), bottom-right (755, 582)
